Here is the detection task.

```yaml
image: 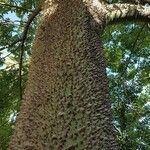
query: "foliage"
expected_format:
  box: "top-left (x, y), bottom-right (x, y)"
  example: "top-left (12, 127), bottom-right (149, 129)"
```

top-left (103, 23), bottom-right (150, 149)
top-left (0, 0), bottom-right (150, 149)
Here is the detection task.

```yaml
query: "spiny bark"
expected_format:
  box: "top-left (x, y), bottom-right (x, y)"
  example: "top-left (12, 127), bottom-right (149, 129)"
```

top-left (87, 1), bottom-right (150, 24)
top-left (9, 0), bottom-right (118, 149)
top-left (105, 3), bottom-right (150, 23)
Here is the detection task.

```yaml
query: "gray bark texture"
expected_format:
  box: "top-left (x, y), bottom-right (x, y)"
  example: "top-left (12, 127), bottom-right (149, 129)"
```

top-left (9, 0), bottom-right (118, 149)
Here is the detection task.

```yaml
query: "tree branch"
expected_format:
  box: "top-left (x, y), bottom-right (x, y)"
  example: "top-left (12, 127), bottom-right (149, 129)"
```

top-left (0, 19), bottom-right (25, 26)
top-left (104, 3), bottom-right (150, 24)
top-left (0, 39), bottom-right (22, 51)
top-left (0, 2), bottom-right (33, 12)
top-left (0, 6), bottom-right (41, 100)
top-left (19, 7), bottom-right (41, 100)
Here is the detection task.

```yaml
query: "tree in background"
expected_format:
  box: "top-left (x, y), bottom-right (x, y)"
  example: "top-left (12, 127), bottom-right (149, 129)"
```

top-left (0, 0), bottom-right (150, 149)
top-left (103, 23), bottom-right (150, 149)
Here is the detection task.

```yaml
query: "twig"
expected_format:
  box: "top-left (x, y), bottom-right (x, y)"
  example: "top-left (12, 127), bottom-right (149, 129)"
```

top-left (19, 7), bottom-right (41, 100)
top-left (0, 39), bottom-right (22, 51)
top-left (122, 23), bottom-right (146, 76)
top-left (0, 2), bottom-right (33, 12)
top-left (0, 52), bottom-right (12, 60)
top-left (0, 19), bottom-right (26, 26)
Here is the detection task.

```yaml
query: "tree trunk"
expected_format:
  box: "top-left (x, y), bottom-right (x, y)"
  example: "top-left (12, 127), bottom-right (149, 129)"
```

top-left (9, 0), bottom-right (118, 149)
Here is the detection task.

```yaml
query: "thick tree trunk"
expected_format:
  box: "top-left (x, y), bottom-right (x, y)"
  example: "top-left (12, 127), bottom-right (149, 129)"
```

top-left (9, 0), bottom-right (118, 149)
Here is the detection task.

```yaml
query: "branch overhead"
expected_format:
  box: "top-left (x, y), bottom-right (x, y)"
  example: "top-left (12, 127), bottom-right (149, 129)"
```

top-left (105, 3), bottom-right (150, 24)
top-left (89, 1), bottom-right (150, 24)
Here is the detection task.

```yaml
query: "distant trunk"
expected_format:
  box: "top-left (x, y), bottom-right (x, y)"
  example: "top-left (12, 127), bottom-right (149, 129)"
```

top-left (9, 0), bottom-right (118, 149)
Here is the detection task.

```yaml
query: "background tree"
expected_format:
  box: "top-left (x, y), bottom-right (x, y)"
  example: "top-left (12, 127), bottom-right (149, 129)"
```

top-left (0, 0), bottom-right (149, 149)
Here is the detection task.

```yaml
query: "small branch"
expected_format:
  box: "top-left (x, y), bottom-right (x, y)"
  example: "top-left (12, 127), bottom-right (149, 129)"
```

top-left (0, 52), bottom-right (12, 60)
top-left (121, 23), bottom-right (146, 78)
top-left (104, 3), bottom-right (150, 24)
top-left (131, 23), bottom-right (146, 51)
top-left (0, 39), bottom-right (22, 51)
top-left (0, 19), bottom-right (26, 26)
top-left (19, 7), bottom-right (41, 100)
top-left (0, 2), bottom-right (33, 12)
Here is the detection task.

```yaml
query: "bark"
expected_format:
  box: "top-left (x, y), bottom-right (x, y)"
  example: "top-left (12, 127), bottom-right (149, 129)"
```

top-left (88, 1), bottom-right (150, 24)
top-left (105, 3), bottom-right (150, 24)
top-left (9, 0), bottom-right (118, 149)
